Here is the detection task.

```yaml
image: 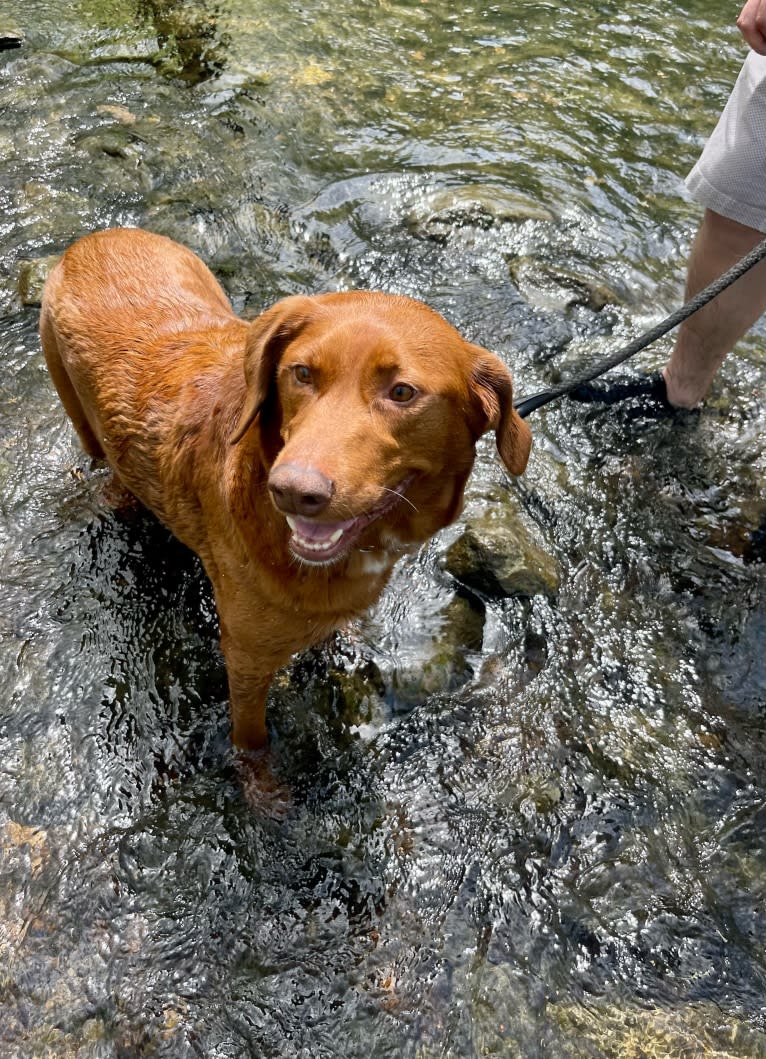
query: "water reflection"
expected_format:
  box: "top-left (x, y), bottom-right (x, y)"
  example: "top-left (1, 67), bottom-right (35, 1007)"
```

top-left (2, 0), bottom-right (766, 1054)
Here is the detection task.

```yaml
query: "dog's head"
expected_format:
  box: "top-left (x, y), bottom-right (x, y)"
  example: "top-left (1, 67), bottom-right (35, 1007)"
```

top-left (230, 292), bottom-right (531, 565)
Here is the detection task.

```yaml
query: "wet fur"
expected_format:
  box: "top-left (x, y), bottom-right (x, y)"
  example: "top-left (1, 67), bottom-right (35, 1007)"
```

top-left (40, 228), bottom-right (531, 750)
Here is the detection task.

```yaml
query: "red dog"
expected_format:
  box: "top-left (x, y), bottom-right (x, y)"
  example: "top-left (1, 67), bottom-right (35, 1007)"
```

top-left (40, 228), bottom-right (531, 752)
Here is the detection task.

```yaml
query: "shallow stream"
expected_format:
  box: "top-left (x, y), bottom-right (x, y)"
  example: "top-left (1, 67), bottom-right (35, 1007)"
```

top-left (2, 1), bottom-right (766, 1055)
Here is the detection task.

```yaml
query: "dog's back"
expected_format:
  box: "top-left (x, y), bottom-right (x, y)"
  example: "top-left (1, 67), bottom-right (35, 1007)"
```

top-left (40, 229), bottom-right (249, 515)
top-left (42, 227), bottom-right (234, 340)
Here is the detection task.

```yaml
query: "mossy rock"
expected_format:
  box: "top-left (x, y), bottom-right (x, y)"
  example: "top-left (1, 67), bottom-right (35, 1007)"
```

top-left (445, 496), bottom-right (559, 600)
top-left (275, 652), bottom-right (388, 733)
top-left (17, 254), bottom-right (61, 307)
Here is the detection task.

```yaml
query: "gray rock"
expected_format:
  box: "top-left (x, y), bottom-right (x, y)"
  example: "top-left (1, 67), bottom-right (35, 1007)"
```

top-left (17, 254), bottom-right (60, 307)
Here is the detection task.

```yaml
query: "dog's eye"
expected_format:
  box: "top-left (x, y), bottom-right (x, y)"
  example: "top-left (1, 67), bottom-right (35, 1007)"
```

top-left (388, 383), bottom-right (417, 404)
top-left (292, 365), bottom-right (312, 385)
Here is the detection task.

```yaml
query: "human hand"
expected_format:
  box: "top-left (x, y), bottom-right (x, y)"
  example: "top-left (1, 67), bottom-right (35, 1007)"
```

top-left (737, 0), bottom-right (766, 54)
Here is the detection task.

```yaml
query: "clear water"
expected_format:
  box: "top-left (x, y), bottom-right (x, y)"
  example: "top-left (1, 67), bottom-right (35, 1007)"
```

top-left (2, 1), bottom-right (766, 1055)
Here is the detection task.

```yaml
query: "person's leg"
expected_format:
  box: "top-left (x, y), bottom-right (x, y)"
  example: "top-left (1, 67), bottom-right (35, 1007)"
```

top-left (663, 208), bottom-right (766, 408)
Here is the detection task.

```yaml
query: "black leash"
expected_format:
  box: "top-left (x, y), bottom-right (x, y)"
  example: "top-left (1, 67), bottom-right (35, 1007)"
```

top-left (513, 233), bottom-right (766, 419)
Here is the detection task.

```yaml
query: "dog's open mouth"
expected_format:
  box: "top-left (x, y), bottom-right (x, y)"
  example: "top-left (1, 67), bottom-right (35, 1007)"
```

top-left (285, 478), bottom-right (413, 564)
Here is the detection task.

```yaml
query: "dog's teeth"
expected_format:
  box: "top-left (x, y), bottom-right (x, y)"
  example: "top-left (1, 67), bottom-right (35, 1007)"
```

top-left (286, 518), bottom-right (346, 552)
top-left (302, 534), bottom-right (340, 551)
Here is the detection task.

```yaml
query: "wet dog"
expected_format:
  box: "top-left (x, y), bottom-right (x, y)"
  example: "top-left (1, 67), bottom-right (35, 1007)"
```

top-left (40, 227), bottom-right (531, 752)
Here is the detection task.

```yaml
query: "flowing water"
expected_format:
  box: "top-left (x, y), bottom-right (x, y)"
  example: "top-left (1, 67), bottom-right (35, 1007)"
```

top-left (3, 1), bottom-right (766, 1055)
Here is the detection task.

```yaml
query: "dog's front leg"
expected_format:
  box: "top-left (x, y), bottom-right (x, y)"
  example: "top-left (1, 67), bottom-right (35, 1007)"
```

top-left (216, 592), bottom-right (313, 752)
top-left (220, 637), bottom-right (292, 815)
top-left (212, 572), bottom-right (336, 753)
top-left (218, 632), bottom-right (273, 751)
top-left (228, 679), bottom-right (270, 751)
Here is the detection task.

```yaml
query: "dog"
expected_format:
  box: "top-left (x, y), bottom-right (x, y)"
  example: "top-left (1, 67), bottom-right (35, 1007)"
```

top-left (40, 227), bottom-right (531, 753)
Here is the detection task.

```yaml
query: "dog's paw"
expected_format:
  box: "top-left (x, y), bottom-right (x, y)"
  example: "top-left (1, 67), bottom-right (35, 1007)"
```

top-left (235, 748), bottom-right (293, 819)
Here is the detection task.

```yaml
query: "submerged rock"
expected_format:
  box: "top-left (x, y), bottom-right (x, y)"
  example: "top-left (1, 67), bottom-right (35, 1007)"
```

top-left (390, 593), bottom-right (486, 706)
top-left (445, 490), bottom-right (559, 599)
top-left (407, 184), bottom-right (554, 243)
top-left (272, 648), bottom-right (390, 745)
top-left (96, 103), bottom-right (138, 126)
top-left (551, 997), bottom-right (766, 1059)
top-left (147, 0), bottom-right (228, 82)
top-left (508, 255), bottom-right (622, 312)
top-left (274, 590), bottom-right (487, 734)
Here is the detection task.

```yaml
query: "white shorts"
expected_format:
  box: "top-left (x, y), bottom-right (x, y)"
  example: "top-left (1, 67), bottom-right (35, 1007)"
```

top-left (686, 51), bottom-right (766, 233)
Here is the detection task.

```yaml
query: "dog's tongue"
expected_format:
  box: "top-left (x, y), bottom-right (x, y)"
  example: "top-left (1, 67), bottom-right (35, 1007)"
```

top-left (286, 515), bottom-right (355, 545)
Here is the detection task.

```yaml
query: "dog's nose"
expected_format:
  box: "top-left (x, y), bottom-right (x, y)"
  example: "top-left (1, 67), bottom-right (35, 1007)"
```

top-left (268, 463), bottom-right (334, 517)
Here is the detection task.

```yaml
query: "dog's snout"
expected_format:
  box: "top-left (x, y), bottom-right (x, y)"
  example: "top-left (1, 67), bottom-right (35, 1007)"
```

top-left (268, 462), bottom-right (334, 517)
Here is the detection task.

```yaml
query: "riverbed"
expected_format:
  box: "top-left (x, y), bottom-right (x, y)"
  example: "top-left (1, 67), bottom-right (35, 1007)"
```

top-left (2, 1), bottom-right (766, 1056)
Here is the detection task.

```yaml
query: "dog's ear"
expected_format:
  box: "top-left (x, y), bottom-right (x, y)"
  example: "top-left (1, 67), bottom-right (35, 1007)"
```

top-left (470, 349), bottom-right (532, 476)
top-left (229, 296), bottom-right (317, 445)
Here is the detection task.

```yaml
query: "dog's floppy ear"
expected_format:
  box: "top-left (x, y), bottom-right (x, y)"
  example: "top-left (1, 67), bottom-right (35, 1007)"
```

top-left (229, 295), bottom-right (317, 445)
top-left (470, 349), bottom-right (532, 476)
